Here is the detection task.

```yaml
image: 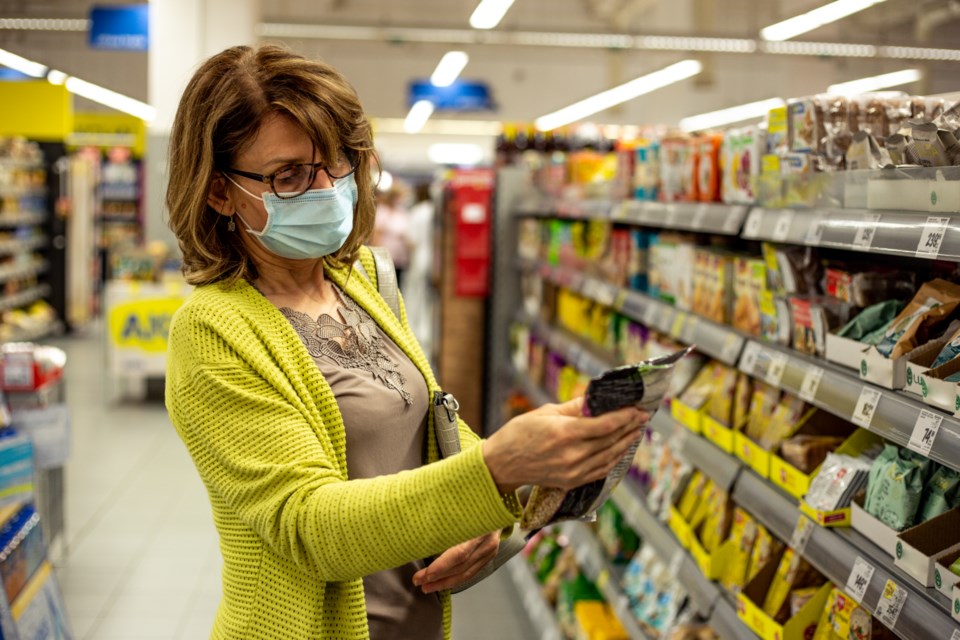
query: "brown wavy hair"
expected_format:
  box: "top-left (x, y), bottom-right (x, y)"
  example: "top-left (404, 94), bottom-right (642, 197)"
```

top-left (166, 44), bottom-right (377, 286)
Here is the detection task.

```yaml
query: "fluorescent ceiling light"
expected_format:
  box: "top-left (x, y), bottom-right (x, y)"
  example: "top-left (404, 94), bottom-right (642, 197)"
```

top-left (431, 51), bottom-right (469, 87)
top-left (535, 59), bottom-right (703, 131)
top-left (827, 68), bottom-right (922, 95)
top-left (428, 143), bottom-right (484, 166)
top-left (0, 48), bottom-right (47, 78)
top-left (469, 0), bottom-right (515, 29)
top-left (761, 0), bottom-right (887, 41)
top-left (403, 100), bottom-right (435, 133)
top-left (65, 77), bottom-right (156, 122)
top-left (679, 97), bottom-right (786, 132)
top-left (0, 18), bottom-right (88, 31)
top-left (46, 69), bottom-right (67, 85)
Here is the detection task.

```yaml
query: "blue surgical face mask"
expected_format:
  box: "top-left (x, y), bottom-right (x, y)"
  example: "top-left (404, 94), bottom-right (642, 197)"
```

top-left (226, 174), bottom-right (357, 260)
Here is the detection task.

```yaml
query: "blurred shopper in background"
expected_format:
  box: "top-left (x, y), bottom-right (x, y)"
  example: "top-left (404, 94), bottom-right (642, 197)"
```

top-left (373, 182), bottom-right (412, 289)
top-left (404, 182), bottom-right (436, 357)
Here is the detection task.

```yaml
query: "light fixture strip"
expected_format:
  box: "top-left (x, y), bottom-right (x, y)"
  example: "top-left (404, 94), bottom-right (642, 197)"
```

top-left (64, 77), bottom-right (156, 122)
top-left (535, 59), bottom-right (703, 131)
top-left (430, 51), bottom-right (469, 87)
top-left (826, 68), bottom-right (922, 95)
top-left (0, 18), bottom-right (89, 31)
top-left (469, 0), bottom-right (516, 30)
top-left (678, 97), bottom-right (786, 132)
top-left (0, 48), bottom-right (48, 78)
top-left (403, 100), bottom-right (435, 134)
top-left (761, 0), bottom-right (887, 41)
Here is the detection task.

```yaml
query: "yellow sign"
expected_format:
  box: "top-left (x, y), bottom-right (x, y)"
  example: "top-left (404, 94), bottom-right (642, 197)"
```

top-left (108, 296), bottom-right (186, 353)
top-left (72, 111), bottom-right (147, 156)
top-left (0, 81), bottom-right (72, 141)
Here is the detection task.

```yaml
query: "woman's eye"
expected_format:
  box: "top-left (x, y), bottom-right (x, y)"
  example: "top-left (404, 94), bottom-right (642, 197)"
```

top-left (274, 166), bottom-right (304, 185)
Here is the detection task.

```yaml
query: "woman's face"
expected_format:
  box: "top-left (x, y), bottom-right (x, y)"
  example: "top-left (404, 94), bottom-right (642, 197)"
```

top-left (224, 113), bottom-right (334, 233)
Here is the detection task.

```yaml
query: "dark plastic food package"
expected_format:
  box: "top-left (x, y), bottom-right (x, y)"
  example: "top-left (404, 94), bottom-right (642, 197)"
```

top-left (919, 466), bottom-right (960, 522)
top-left (875, 279), bottom-right (960, 359)
top-left (520, 347), bottom-right (692, 530)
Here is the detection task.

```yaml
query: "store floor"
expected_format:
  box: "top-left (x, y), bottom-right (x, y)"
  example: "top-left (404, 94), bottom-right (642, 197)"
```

top-left (50, 327), bottom-right (536, 639)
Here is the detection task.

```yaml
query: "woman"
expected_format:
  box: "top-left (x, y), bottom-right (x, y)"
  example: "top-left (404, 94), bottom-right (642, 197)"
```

top-left (164, 44), bottom-right (647, 640)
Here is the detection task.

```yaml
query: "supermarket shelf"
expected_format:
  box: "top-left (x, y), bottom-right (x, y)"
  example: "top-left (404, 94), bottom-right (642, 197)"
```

top-left (527, 260), bottom-right (745, 367)
top-left (0, 236), bottom-right (46, 257)
top-left (733, 469), bottom-right (958, 640)
top-left (504, 557), bottom-right (564, 640)
top-left (652, 412), bottom-right (743, 492)
top-left (616, 201), bottom-right (749, 236)
top-left (0, 285), bottom-right (50, 313)
top-left (3, 320), bottom-right (62, 344)
top-left (0, 187), bottom-right (46, 199)
top-left (515, 198), bottom-right (616, 219)
top-left (739, 339), bottom-right (960, 474)
top-left (0, 260), bottom-right (47, 285)
top-left (511, 366), bottom-right (556, 407)
top-left (524, 313), bottom-right (617, 378)
top-left (0, 213), bottom-right (45, 228)
top-left (742, 206), bottom-right (960, 263)
top-left (561, 521), bottom-right (653, 640)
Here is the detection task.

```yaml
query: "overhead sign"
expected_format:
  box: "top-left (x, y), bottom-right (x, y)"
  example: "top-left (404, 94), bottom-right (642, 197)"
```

top-left (89, 5), bottom-right (149, 51)
top-left (408, 80), bottom-right (494, 111)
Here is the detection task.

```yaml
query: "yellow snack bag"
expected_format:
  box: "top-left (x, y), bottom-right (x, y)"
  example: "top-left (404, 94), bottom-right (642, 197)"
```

top-left (677, 471), bottom-right (706, 521)
top-left (720, 509), bottom-right (757, 592)
top-left (688, 479), bottom-right (716, 531)
top-left (747, 525), bottom-right (782, 584)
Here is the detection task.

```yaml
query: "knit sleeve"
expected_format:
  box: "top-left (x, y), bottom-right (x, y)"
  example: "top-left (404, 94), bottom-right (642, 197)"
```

top-left (166, 309), bottom-right (518, 583)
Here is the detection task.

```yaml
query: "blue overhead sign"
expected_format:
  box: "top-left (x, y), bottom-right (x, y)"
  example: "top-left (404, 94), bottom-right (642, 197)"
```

top-left (408, 80), bottom-right (494, 112)
top-left (89, 5), bottom-right (149, 51)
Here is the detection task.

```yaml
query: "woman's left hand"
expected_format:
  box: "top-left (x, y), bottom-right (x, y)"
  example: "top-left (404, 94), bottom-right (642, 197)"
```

top-left (412, 531), bottom-right (501, 593)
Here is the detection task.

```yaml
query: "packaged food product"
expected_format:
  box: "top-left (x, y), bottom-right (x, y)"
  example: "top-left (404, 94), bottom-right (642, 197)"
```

top-left (760, 290), bottom-right (792, 346)
top-left (745, 383), bottom-right (781, 444)
top-left (875, 279), bottom-right (960, 359)
top-left (762, 548), bottom-right (822, 623)
top-left (918, 465), bottom-right (960, 522)
top-left (596, 501), bottom-right (640, 562)
top-left (907, 122), bottom-right (952, 167)
top-left (767, 106), bottom-right (789, 156)
top-left (677, 471), bottom-right (708, 521)
top-left (846, 131), bottom-right (890, 170)
top-left (789, 296), bottom-right (856, 357)
top-left (573, 600), bottom-right (629, 640)
top-left (805, 453), bottom-right (872, 512)
top-left (706, 364), bottom-right (738, 426)
top-left (836, 300), bottom-right (906, 345)
top-left (930, 325), bottom-right (960, 369)
top-left (699, 486), bottom-right (732, 553)
top-left (747, 525), bottom-right (782, 585)
top-left (661, 136), bottom-right (691, 202)
top-left (691, 248), bottom-right (734, 324)
top-left (688, 478), bottom-right (716, 531)
top-left (696, 134), bottom-right (723, 202)
top-left (864, 444), bottom-right (926, 530)
top-left (634, 141), bottom-right (660, 201)
top-left (790, 585), bottom-right (822, 618)
top-left (679, 362), bottom-right (718, 409)
top-left (780, 434), bottom-right (847, 473)
top-left (760, 395), bottom-right (812, 451)
top-left (824, 266), bottom-right (915, 308)
top-left (720, 509), bottom-right (756, 592)
top-left (788, 97), bottom-right (824, 152)
top-left (733, 256), bottom-right (765, 335)
top-left (950, 555), bottom-right (960, 577)
top-left (733, 372), bottom-right (753, 430)
top-left (522, 348), bottom-right (691, 529)
top-left (722, 126), bottom-right (766, 204)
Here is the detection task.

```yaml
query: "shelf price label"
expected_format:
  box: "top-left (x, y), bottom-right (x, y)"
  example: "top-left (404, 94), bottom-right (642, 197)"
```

top-left (643, 302), bottom-right (659, 328)
top-left (668, 549), bottom-right (684, 578)
top-left (740, 342), bottom-right (761, 377)
top-left (772, 210), bottom-right (794, 241)
top-left (692, 204), bottom-right (709, 230)
top-left (664, 204), bottom-right (679, 228)
top-left (950, 630), bottom-right (960, 640)
top-left (670, 312), bottom-right (687, 338)
top-left (789, 514), bottom-right (815, 554)
top-left (805, 214), bottom-right (826, 245)
top-left (916, 216), bottom-right (950, 258)
top-left (853, 214), bottom-right (882, 249)
top-left (908, 409), bottom-right (943, 456)
top-left (766, 352), bottom-right (789, 387)
top-left (852, 386), bottom-right (882, 428)
top-left (613, 289), bottom-right (628, 312)
top-left (875, 579), bottom-right (907, 630)
top-left (743, 209), bottom-right (763, 237)
top-left (799, 365), bottom-right (825, 402)
top-left (844, 556), bottom-right (875, 604)
top-left (594, 283), bottom-right (616, 308)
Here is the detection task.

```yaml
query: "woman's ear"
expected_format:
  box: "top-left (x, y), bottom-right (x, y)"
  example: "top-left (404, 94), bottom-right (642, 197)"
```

top-left (207, 173), bottom-right (233, 217)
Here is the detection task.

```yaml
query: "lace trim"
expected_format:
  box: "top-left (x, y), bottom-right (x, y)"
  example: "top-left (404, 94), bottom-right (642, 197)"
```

top-left (269, 284), bottom-right (413, 406)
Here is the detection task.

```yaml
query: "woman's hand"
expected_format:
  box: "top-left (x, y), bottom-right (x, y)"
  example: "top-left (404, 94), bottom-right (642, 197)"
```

top-left (482, 398), bottom-right (648, 494)
top-left (411, 531), bottom-right (500, 594)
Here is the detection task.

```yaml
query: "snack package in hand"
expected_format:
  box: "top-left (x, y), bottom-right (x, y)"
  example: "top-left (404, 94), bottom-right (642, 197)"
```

top-left (521, 347), bottom-right (692, 530)
top-left (875, 279), bottom-right (960, 359)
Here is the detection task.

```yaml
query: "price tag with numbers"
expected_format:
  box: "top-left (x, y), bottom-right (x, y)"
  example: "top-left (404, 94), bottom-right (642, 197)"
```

top-left (853, 214), bottom-right (882, 249)
top-left (743, 209), bottom-right (763, 237)
top-left (692, 204), bottom-right (709, 230)
top-left (852, 386), bottom-right (882, 428)
top-left (916, 216), bottom-right (950, 258)
top-left (668, 549), bottom-right (684, 578)
top-left (740, 342), bottom-right (760, 376)
top-left (772, 210), bottom-right (794, 241)
top-left (789, 514), bottom-right (815, 554)
top-left (805, 214), bottom-right (826, 245)
top-left (766, 352), bottom-right (789, 387)
top-left (908, 409), bottom-right (943, 456)
top-left (950, 629), bottom-right (960, 640)
top-left (875, 580), bottom-right (907, 630)
top-left (845, 556), bottom-right (875, 603)
top-left (799, 365), bottom-right (825, 402)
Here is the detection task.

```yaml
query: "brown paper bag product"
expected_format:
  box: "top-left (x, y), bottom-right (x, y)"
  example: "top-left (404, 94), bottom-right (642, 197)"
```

top-left (875, 279), bottom-right (960, 359)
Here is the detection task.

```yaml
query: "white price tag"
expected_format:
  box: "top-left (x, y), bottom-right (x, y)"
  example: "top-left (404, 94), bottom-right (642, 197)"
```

top-left (852, 387), bottom-right (882, 428)
top-left (950, 629), bottom-right (960, 640)
top-left (916, 216), bottom-right (950, 258)
top-left (772, 210), bottom-right (794, 241)
top-left (789, 515), bottom-right (815, 554)
top-left (766, 352), bottom-right (789, 387)
top-left (908, 409), bottom-right (943, 456)
top-left (664, 204), bottom-right (679, 228)
top-left (799, 366), bottom-right (825, 402)
top-left (740, 342), bottom-right (760, 376)
top-left (805, 214), bottom-right (826, 245)
top-left (845, 556), bottom-right (876, 604)
top-left (875, 580), bottom-right (907, 630)
top-left (594, 283), bottom-right (616, 308)
top-left (668, 549), bottom-right (684, 578)
top-left (720, 334), bottom-right (741, 364)
top-left (743, 209), bottom-right (763, 237)
top-left (692, 204), bottom-right (709, 230)
top-left (853, 214), bottom-right (882, 249)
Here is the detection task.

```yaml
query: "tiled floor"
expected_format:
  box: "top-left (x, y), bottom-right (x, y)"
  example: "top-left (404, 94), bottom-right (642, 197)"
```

top-left (49, 326), bottom-right (535, 639)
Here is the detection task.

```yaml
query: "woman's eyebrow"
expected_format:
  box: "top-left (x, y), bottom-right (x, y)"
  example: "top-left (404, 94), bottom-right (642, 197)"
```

top-left (261, 155), bottom-right (313, 171)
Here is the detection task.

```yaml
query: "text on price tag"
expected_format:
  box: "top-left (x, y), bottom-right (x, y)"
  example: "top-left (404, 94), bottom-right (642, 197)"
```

top-left (844, 556), bottom-right (875, 604)
top-left (772, 210), bottom-right (794, 241)
top-left (743, 209), bottom-right (763, 237)
top-left (789, 515), bottom-right (815, 554)
top-left (806, 214), bottom-right (826, 245)
top-left (916, 216), bottom-right (950, 258)
top-left (908, 409), bottom-right (943, 456)
top-left (950, 629), bottom-right (960, 640)
top-left (875, 580), bottom-right (907, 630)
top-left (799, 365), bottom-right (825, 402)
top-left (852, 387), bottom-right (882, 428)
top-left (740, 342), bottom-right (761, 376)
top-left (853, 214), bottom-right (882, 249)
top-left (766, 352), bottom-right (789, 387)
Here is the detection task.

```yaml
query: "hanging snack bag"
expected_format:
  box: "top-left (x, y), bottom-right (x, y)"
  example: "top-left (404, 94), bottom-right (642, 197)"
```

top-left (521, 347), bottom-right (692, 530)
top-left (875, 279), bottom-right (960, 359)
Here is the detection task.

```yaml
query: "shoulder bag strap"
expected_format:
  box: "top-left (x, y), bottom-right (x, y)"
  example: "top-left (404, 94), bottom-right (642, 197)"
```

top-left (353, 246), bottom-right (400, 320)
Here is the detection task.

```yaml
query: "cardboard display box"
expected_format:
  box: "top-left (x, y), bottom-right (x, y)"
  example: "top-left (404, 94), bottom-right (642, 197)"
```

top-left (919, 355), bottom-right (960, 415)
top-left (825, 330), bottom-right (948, 391)
top-left (851, 492), bottom-right (899, 559)
top-left (701, 414), bottom-right (738, 455)
top-left (671, 398), bottom-right (704, 434)
top-left (934, 548), bottom-right (960, 599)
top-left (894, 508), bottom-right (960, 588)
top-left (736, 552), bottom-right (831, 640)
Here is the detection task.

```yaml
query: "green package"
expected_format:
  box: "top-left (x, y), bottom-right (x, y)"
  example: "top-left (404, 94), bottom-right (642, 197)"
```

top-left (919, 466), bottom-right (960, 522)
top-left (865, 444), bottom-right (899, 516)
top-left (837, 300), bottom-right (906, 343)
top-left (865, 445), bottom-right (926, 530)
top-left (951, 556), bottom-right (960, 577)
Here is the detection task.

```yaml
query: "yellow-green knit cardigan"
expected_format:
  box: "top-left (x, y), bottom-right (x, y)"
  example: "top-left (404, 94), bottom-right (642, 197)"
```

top-left (165, 247), bottom-right (518, 639)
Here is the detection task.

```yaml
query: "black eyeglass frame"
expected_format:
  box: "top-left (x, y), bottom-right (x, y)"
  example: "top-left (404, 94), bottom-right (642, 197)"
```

top-left (221, 150), bottom-right (360, 199)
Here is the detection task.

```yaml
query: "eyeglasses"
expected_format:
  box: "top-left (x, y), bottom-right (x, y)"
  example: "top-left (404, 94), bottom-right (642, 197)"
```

top-left (222, 149), bottom-right (359, 199)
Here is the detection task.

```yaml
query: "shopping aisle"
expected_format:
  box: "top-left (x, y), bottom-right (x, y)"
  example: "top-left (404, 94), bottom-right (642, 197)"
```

top-left (48, 327), bottom-right (534, 640)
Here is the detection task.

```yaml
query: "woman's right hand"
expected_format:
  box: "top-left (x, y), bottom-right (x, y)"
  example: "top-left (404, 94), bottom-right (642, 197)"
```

top-left (481, 397), bottom-right (648, 494)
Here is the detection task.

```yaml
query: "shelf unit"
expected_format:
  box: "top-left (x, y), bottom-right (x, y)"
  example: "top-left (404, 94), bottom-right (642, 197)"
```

top-left (503, 557), bottom-right (564, 640)
top-left (503, 194), bottom-right (960, 639)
